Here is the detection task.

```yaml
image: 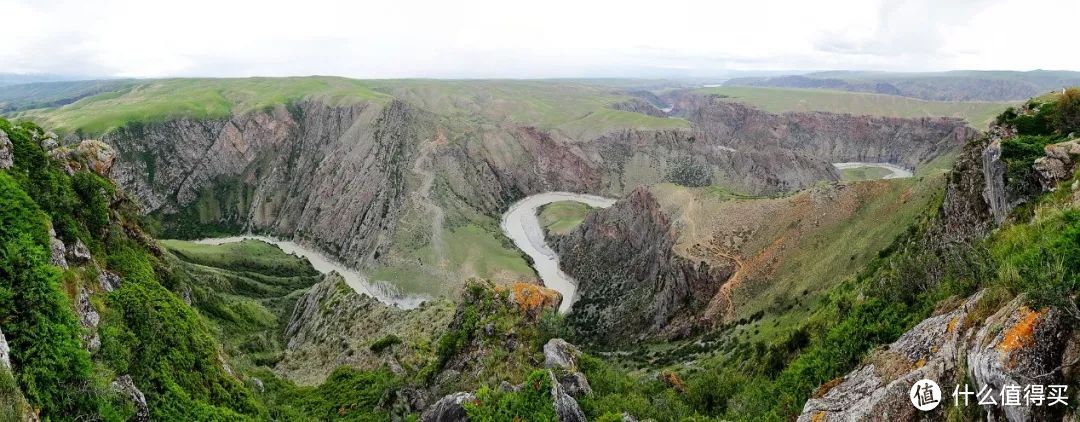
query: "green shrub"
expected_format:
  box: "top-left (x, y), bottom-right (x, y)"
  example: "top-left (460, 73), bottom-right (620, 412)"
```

top-left (465, 370), bottom-right (556, 422)
top-left (369, 335), bottom-right (402, 353)
top-left (1054, 87), bottom-right (1080, 134)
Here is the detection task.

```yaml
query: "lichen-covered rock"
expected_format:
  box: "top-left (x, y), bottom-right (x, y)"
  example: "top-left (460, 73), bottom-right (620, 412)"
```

top-left (111, 375), bottom-right (149, 422)
top-left (49, 236), bottom-right (68, 269)
top-left (800, 291), bottom-right (1077, 422)
top-left (549, 370), bottom-right (587, 422)
top-left (420, 392), bottom-right (474, 422)
top-left (66, 239), bottom-right (92, 263)
top-left (558, 371), bottom-right (592, 397)
top-left (0, 129), bottom-right (12, 170)
top-left (983, 139), bottom-right (1010, 224)
top-left (50, 140), bottom-right (117, 176)
top-left (76, 288), bottom-right (101, 351)
top-left (798, 292), bottom-right (984, 421)
top-left (1034, 139), bottom-right (1080, 191)
top-left (543, 338), bottom-right (581, 371)
top-left (967, 297), bottom-right (1071, 422)
top-left (98, 271), bottom-right (121, 292)
top-left (497, 282), bottom-right (562, 317)
top-left (0, 327), bottom-right (10, 370)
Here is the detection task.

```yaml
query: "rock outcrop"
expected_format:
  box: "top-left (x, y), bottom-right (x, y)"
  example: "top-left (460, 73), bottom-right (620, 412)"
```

top-left (549, 370), bottom-right (587, 422)
top-left (556, 187), bottom-right (736, 344)
top-left (800, 293), bottom-right (1076, 422)
top-left (543, 338), bottom-right (581, 371)
top-left (1034, 139), bottom-right (1080, 191)
top-left (544, 339), bottom-right (593, 397)
top-left (75, 288), bottom-right (101, 351)
top-left (48, 231), bottom-right (68, 269)
top-left (420, 392), bottom-right (474, 422)
top-left (49, 139), bottom-right (116, 176)
top-left (111, 375), bottom-right (150, 422)
top-left (0, 129), bottom-right (12, 170)
top-left (277, 272), bottom-right (453, 385)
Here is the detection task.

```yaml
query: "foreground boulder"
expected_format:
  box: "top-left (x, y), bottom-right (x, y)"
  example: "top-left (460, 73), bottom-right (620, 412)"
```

top-left (420, 392), bottom-right (474, 422)
top-left (799, 292), bottom-right (1077, 422)
top-left (1034, 139), bottom-right (1080, 191)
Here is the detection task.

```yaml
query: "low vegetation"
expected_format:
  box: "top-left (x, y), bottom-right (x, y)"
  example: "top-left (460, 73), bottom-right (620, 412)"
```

top-left (538, 201), bottom-right (595, 236)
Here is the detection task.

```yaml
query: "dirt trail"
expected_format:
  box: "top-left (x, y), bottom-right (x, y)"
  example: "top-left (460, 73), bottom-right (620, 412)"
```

top-left (411, 130), bottom-right (448, 265)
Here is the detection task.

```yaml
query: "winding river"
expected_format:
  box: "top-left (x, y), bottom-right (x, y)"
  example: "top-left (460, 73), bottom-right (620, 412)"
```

top-left (832, 162), bottom-right (914, 179)
top-left (192, 191), bottom-right (615, 314)
top-left (193, 236), bottom-right (430, 309)
top-left (500, 192), bottom-right (618, 313)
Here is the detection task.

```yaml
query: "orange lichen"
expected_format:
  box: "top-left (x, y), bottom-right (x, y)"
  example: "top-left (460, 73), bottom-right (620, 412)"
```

top-left (813, 378), bottom-right (844, 398)
top-left (497, 282), bottom-right (561, 314)
top-left (811, 411), bottom-right (827, 422)
top-left (998, 308), bottom-right (1043, 354)
top-left (913, 358), bottom-right (927, 369)
top-left (946, 317), bottom-right (959, 333)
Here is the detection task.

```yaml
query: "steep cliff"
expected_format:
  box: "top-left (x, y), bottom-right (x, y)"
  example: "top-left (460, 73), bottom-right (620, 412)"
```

top-left (675, 94), bottom-right (975, 169)
top-left (555, 188), bottom-right (736, 344)
top-left (557, 175), bottom-right (946, 345)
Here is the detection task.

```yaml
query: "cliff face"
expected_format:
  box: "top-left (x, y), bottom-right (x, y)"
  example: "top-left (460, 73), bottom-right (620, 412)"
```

top-left (93, 91), bottom-right (973, 296)
top-left (674, 95), bottom-right (975, 168)
top-left (555, 188), bottom-right (736, 344)
top-left (590, 128), bottom-right (839, 195)
top-left (106, 101), bottom-right (419, 267)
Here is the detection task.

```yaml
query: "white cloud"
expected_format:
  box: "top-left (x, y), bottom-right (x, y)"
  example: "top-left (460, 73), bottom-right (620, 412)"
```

top-left (0, 0), bottom-right (1076, 78)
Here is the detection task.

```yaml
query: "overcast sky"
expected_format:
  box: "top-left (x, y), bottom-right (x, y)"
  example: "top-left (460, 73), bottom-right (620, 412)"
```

top-left (2, 0), bottom-right (1077, 79)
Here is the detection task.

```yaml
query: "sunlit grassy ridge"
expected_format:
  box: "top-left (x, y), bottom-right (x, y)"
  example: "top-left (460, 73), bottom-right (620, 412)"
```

top-left (17, 77), bottom-right (689, 137)
top-left (698, 86), bottom-right (1015, 129)
top-left (17, 77), bottom-right (391, 135)
top-left (370, 79), bottom-right (689, 139)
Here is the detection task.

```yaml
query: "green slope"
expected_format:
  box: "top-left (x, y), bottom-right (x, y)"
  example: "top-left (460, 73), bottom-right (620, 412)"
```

top-left (12, 77), bottom-right (690, 138)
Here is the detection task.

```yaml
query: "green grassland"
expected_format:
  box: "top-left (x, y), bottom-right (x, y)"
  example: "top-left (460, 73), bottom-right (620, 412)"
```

top-left (699, 86), bottom-right (1015, 129)
top-left (538, 201), bottom-right (595, 236)
top-left (161, 239), bottom-right (318, 278)
top-left (15, 77), bottom-right (391, 135)
top-left (839, 166), bottom-right (894, 181)
top-left (14, 77), bottom-right (690, 138)
top-left (369, 79), bottom-right (689, 139)
top-left (371, 222), bottom-right (538, 297)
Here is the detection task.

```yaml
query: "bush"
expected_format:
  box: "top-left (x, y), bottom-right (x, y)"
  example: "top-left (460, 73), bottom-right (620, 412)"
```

top-left (465, 370), bottom-right (556, 422)
top-left (369, 335), bottom-right (402, 353)
top-left (1055, 87), bottom-right (1080, 134)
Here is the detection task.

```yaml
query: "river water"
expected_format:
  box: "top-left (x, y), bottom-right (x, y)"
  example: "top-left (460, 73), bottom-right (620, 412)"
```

top-left (500, 192), bottom-right (618, 313)
top-left (193, 191), bottom-right (616, 313)
top-left (832, 162), bottom-right (914, 179)
top-left (193, 235), bottom-right (429, 309)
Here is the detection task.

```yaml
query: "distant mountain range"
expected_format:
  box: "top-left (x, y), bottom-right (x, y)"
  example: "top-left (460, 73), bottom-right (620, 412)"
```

top-left (724, 70), bottom-right (1080, 101)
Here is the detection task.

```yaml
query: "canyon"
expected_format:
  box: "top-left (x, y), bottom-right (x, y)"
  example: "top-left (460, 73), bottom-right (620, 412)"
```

top-left (72, 82), bottom-right (974, 304)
